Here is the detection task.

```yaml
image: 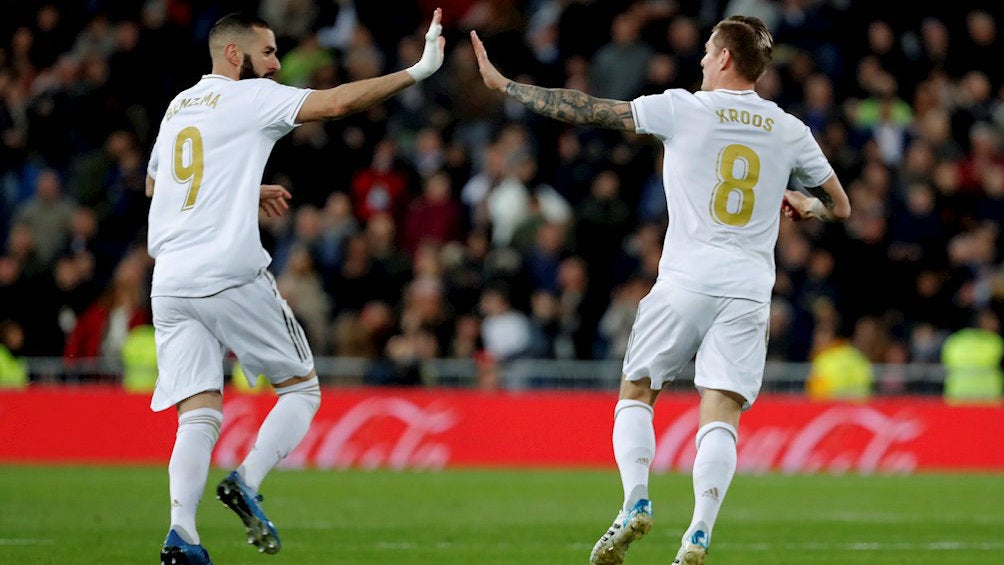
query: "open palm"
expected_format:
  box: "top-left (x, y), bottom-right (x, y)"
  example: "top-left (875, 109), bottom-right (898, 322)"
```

top-left (470, 31), bottom-right (509, 92)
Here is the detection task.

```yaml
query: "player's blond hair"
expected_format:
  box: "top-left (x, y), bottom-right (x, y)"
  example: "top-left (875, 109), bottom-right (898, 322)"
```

top-left (712, 16), bottom-right (774, 82)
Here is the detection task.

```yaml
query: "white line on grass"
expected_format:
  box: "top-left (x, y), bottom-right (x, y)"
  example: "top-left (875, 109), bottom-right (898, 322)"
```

top-left (712, 541), bottom-right (1004, 551)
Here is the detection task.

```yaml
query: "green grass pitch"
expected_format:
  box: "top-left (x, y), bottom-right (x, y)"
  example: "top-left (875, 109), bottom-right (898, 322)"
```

top-left (1, 466), bottom-right (1001, 565)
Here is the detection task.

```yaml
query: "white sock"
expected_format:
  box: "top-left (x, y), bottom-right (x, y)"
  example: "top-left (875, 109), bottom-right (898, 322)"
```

top-left (684, 422), bottom-right (738, 547)
top-left (169, 407), bottom-right (223, 545)
top-left (238, 378), bottom-right (321, 492)
top-left (612, 399), bottom-right (655, 510)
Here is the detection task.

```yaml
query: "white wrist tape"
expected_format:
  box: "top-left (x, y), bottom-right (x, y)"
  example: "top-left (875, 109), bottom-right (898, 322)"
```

top-left (406, 20), bottom-right (444, 81)
top-left (809, 198), bottom-right (827, 220)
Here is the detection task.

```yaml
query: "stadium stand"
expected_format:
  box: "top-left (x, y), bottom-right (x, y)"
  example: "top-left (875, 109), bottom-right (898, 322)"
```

top-left (0, 1), bottom-right (1001, 395)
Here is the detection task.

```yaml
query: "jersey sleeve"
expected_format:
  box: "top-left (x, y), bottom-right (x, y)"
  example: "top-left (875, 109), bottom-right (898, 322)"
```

top-left (147, 130), bottom-right (162, 177)
top-left (630, 89), bottom-right (679, 140)
top-left (252, 79), bottom-right (313, 139)
top-left (790, 122), bottom-right (834, 188)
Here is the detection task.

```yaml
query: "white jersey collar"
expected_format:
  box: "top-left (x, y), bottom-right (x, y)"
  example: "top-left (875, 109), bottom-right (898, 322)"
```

top-left (202, 74), bottom-right (234, 81)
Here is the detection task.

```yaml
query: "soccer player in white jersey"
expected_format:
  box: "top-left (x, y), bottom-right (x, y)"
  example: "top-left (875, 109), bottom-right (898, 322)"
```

top-left (472, 15), bottom-right (850, 565)
top-left (146, 10), bottom-right (446, 565)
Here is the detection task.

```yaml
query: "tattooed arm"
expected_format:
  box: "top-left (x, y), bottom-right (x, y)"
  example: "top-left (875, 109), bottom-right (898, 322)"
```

top-left (504, 82), bottom-right (635, 131)
top-left (471, 30), bottom-right (636, 132)
top-left (782, 174), bottom-right (851, 222)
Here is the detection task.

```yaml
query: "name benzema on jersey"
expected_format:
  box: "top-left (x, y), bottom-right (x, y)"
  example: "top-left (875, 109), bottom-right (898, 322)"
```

top-left (166, 91), bottom-right (222, 122)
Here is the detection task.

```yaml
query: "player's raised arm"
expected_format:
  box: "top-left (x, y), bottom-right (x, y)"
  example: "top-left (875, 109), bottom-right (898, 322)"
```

top-left (296, 8), bottom-right (446, 122)
top-left (470, 30), bottom-right (636, 132)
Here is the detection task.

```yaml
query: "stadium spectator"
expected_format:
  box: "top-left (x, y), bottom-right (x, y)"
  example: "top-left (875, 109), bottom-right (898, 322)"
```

top-left (350, 137), bottom-right (411, 222)
top-left (277, 243), bottom-right (332, 354)
top-left (806, 337), bottom-right (874, 401)
top-left (470, 14), bottom-right (850, 565)
top-left (402, 170), bottom-right (464, 256)
top-left (478, 282), bottom-right (533, 364)
top-left (365, 211), bottom-right (413, 302)
top-left (63, 251), bottom-right (150, 367)
top-left (0, 320), bottom-right (27, 388)
top-left (589, 12), bottom-right (653, 101)
top-left (332, 299), bottom-right (395, 359)
top-left (599, 276), bottom-right (652, 359)
top-left (12, 168), bottom-right (74, 267)
top-left (942, 309), bottom-right (1004, 403)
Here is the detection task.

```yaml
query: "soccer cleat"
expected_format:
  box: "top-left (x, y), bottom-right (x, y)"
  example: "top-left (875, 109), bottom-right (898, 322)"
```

top-left (589, 498), bottom-right (653, 565)
top-left (216, 470), bottom-right (282, 554)
top-left (160, 529), bottom-right (213, 565)
top-left (671, 530), bottom-right (709, 565)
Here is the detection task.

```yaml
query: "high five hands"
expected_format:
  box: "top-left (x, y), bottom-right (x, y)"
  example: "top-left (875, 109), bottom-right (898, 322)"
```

top-left (470, 31), bottom-right (510, 92)
top-left (406, 8), bottom-right (446, 82)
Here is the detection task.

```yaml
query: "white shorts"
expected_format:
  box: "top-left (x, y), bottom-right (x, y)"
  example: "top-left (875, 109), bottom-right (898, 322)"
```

top-left (622, 280), bottom-right (769, 408)
top-left (150, 270), bottom-right (314, 411)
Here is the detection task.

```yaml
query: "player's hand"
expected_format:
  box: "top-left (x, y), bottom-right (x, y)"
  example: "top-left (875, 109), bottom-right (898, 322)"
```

top-left (781, 189), bottom-right (810, 221)
top-left (259, 184), bottom-right (291, 218)
top-left (406, 8), bottom-right (445, 81)
top-left (470, 30), bottom-right (510, 92)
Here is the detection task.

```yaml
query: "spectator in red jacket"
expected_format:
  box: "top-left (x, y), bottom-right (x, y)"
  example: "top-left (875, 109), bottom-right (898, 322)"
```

top-left (64, 252), bottom-right (150, 364)
top-left (402, 170), bottom-right (463, 256)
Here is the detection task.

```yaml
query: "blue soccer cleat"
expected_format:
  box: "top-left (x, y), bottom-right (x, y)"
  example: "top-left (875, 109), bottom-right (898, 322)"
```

top-left (160, 529), bottom-right (213, 565)
top-left (589, 498), bottom-right (654, 565)
top-left (671, 529), bottom-right (709, 565)
top-left (216, 470), bottom-right (281, 554)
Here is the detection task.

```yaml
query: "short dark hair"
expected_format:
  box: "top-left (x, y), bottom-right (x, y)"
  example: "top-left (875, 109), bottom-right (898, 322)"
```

top-left (712, 16), bottom-right (773, 82)
top-left (208, 12), bottom-right (272, 46)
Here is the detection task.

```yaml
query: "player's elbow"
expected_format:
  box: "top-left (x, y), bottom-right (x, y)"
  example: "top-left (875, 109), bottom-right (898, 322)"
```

top-left (298, 90), bottom-right (352, 122)
top-left (318, 94), bottom-right (352, 120)
top-left (832, 200), bottom-right (851, 221)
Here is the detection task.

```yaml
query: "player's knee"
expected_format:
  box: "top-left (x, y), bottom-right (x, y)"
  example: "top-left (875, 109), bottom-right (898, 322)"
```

top-left (276, 377), bottom-right (321, 415)
top-left (178, 407), bottom-right (224, 443)
top-left (695, 421), bottom-right (737, 450)
top-left (619, 376), bottom-right (659, 404)
top-left (614, 398), bottom-right (654, 418)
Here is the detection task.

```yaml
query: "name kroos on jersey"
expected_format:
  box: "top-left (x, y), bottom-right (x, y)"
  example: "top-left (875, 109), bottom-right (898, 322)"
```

top-left (716, 107), bottom-right (774, 132)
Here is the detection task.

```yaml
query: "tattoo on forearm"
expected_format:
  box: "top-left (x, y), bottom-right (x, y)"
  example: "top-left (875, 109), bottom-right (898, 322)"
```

top-left (805, 185), bottom-right (835, 209)
top-left (505, 83), bottom-right (634, 131)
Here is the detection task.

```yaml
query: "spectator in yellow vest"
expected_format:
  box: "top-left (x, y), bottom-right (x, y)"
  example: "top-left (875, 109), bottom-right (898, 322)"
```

top-left (0, 321), bottom-right (28, 388)
top-left (806, 339), bottom-right (873, 400)
top-left (121, 325), bottom-right (158, 392)
top-left (942, 310), bottom-right (1003, 403)
top-left (231, 361), bottom-right (270, 393)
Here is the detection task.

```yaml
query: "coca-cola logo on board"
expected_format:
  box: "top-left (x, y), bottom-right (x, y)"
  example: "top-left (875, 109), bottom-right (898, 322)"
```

top-left (216, 396), bottom-right (458, 470)
top-left (653, 405), bottom-right (924, 474)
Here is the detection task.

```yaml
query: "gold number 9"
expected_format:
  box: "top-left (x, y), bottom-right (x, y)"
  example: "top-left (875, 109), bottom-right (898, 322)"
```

top-left (173, 126), bottom-right (204, 211)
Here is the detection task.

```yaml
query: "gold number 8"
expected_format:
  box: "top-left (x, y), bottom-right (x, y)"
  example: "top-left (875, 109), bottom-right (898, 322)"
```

top-left (710, 143), bottom-right (759, 227)
top-left (173, 126), bottom-right (204, 211)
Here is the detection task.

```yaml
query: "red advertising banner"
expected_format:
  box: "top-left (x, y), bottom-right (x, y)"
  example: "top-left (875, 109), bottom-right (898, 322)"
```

top-left (1, 386), bottom-right (1002, 472)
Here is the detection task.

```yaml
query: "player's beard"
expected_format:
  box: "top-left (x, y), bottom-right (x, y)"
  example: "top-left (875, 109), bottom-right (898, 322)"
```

top-left (239, 54), bottom-right (258, 80)
top-left (239, 54), bottom-right (276, 80)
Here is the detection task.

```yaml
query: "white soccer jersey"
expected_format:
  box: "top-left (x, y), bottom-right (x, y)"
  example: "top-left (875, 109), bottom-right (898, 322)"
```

top-left (631, 88), bottom-right (833, 302)
top-left (146, 74), bottom-right (311, 297)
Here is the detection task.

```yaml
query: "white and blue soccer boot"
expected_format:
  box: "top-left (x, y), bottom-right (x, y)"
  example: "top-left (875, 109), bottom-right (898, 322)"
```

top-left (671, 529), bottom-right (709, 565)
top-left (589, 498), bottom-right (654, 565)
top-left (160, 529), bottom-right (213, 565)
top-left (216, 470), bottom-right (281, 554)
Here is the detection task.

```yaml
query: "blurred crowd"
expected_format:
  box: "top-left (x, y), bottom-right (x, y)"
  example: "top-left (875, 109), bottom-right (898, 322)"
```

top-left (1, 0), bottom-right (1003, 386)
